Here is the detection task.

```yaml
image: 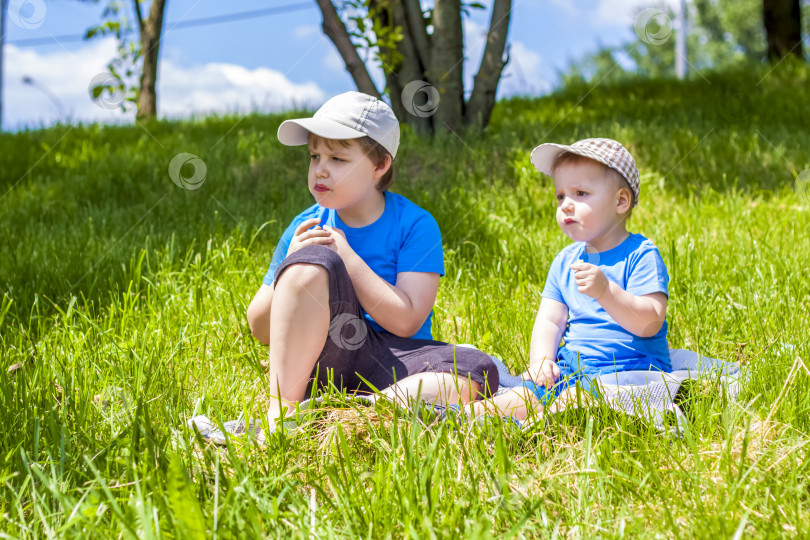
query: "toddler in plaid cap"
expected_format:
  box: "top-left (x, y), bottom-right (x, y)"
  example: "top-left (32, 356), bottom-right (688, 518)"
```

top-left (467, 138), bottom-right (672, 421)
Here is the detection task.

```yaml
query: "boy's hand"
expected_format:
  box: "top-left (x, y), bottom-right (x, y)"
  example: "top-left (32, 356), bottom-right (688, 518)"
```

top-left (288, 218), bottom-right (333, 254)
top-left (522, 357), bottom-right (560, 388)
top-left (323, 226), bottom-right (353, 258)
top-left (570, 262), bottom-right (609, 299)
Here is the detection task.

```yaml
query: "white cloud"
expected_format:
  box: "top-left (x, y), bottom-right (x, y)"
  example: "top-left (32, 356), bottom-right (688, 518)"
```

top-left (501, 41), bottom-right (551, 96)
top-left (588, 0), bottom-right (679, 28)
top-left (5, 38), bottom-right (128, 129)
top-left (3, 37), bottom-right (327, 130)
top-left (159, 61), bottom-right (326, 117)
top-left (539, 0), bottom-right (680, 28)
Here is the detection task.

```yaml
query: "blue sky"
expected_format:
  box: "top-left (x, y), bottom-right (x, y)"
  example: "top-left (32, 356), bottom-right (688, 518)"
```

top-left (2, 0), bottom-right (668, 130)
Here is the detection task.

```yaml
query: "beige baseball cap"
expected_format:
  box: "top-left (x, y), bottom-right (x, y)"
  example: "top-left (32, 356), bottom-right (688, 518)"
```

top-left (530, 138), bottom-right (640, 205)
top-left (277, 91), bottom-right (401, 158)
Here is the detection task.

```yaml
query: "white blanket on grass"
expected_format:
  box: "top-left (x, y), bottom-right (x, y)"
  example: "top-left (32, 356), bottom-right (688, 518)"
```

top-left (189, 350), bottom-right (741, 444)
top-left (492, 349), bottom-right (742, 434)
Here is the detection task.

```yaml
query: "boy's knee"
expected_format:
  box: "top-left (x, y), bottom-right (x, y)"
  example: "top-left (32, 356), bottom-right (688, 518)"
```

top-left (459, 380), bottom-right (483, 403)
top-left (277, 263), bottom-right (329, 294)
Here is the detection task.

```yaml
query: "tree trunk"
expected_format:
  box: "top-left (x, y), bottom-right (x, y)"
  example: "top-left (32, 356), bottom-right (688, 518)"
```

top-left (384, 0), bottom-right (432, 133)
top-left (317, 0), bottom-right (380, 99)
top-left (763, 0), bottom-right (803, 61)
top-left (466, 0), bottom-right (511, 128)
top-left (315, 1), bottom-right (512, 135)
top-left (135, 0), bottom-right (166, 120)
top-left (429, 0), bottom-right (464, 132)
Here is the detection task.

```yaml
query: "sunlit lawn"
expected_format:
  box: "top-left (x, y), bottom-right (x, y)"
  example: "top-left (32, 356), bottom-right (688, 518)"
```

top-left (1, 63), bottom-right (809, 537)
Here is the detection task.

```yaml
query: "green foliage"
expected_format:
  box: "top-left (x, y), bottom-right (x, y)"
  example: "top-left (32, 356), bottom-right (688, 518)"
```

top-left (693, 0), bottom-right (767, 61)
top-left (1, 65), bottom-right (809, 536)
top-left (340, 0), bottom-right (407, 74)
top-left (167, 454), bottom-right (207, 539)
top-left (84, 1), bottom-right (142, 112)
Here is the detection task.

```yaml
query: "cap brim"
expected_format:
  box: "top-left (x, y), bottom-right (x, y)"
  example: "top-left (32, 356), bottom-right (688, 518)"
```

top-left (530, 143), bottom-right (575, 176)
top-left (277, 118), bottom-right (367, 146)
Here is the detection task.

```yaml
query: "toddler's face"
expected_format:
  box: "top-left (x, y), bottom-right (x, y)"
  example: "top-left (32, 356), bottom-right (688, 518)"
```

top-left (553, 159), bottom-right (629, 247)
top-left (307, 138), bottom-right (383, 210)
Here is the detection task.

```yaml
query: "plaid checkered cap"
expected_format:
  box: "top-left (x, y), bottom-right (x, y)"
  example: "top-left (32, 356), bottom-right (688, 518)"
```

top-left (530, 138), bottom-right (640, 205)
top-left (277, 91), bottom-right (401, 158)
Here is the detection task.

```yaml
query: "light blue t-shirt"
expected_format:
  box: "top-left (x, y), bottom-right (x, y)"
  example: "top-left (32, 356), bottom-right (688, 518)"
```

top-left (263, 191), bottom-right (445, 340)
top-left (542, 233), bottom-right (671, 374)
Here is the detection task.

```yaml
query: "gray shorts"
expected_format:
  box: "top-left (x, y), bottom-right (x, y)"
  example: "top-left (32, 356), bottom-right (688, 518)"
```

top-left (274, 245), bottom-right (499, 396)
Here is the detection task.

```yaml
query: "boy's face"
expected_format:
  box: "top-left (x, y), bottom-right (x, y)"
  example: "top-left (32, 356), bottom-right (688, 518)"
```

top-left (307, 138), bottom-right (386, 211)
top-left (553, 159), bottom-right (631, 247)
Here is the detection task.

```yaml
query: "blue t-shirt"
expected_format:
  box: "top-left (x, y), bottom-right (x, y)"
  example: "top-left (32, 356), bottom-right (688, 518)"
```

top-left (263, 191), bottom-right (445, 340)
top-left (542, 233), bottom-right (671, 374)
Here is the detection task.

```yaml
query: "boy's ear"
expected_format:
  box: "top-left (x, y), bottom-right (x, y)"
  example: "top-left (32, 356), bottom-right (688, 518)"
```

top-left (616, 186), bottom-right (633, 215)
top-left (374, 154), bottom-right (393, 179)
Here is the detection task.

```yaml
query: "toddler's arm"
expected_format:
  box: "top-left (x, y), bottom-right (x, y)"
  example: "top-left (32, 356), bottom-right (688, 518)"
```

top-left (596, 288), bottom-right (667, 337)
top-left (570, 262), bottom-right (666, 337)
top-left (522, 298), bottom-right (568, 386)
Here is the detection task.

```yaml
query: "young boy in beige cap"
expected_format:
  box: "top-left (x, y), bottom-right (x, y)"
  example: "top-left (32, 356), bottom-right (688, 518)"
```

top-left (467, 138), bottom-right (670, 421)
top-left (246, 92), bottom-right (498, 425)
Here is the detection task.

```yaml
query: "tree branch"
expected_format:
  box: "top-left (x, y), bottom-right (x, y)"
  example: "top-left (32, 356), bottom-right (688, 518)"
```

top-left (403, 0), bottom-right (430, 71)
top-left (390, 0), bottom-right (432, 132)
top-left (466, 0), bottom-right (512, 128)
top-left (132, 0), bottom-right (144, 35)
top-left (316, 0), bottom-right (380, 98)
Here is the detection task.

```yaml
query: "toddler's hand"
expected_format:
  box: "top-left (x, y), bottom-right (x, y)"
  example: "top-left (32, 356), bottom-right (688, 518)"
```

top-left (522, 357), bottom-right (560, 388)
top-left (288, 218), bottom-right (333, 254)
top-left (570, 262), bottom-right (609, 299)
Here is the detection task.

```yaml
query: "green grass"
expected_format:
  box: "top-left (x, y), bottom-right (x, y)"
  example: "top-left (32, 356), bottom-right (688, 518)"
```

top-left (1, 62), bottom-right (809, 538)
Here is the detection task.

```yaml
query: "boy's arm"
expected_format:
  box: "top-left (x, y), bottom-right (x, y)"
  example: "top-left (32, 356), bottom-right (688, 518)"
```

top-left (327, 227), bottom-right (438, 338)
top-left (343, 251), bottom-right (439, 338)
top-left (570, 262), bottom-right (667, 337)
top-left (523, 298), bottom-right (569, 385)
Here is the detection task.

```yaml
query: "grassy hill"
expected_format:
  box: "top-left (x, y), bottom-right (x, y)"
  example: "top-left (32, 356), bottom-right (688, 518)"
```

top-left (0, 63), bottom-right (808, 537)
